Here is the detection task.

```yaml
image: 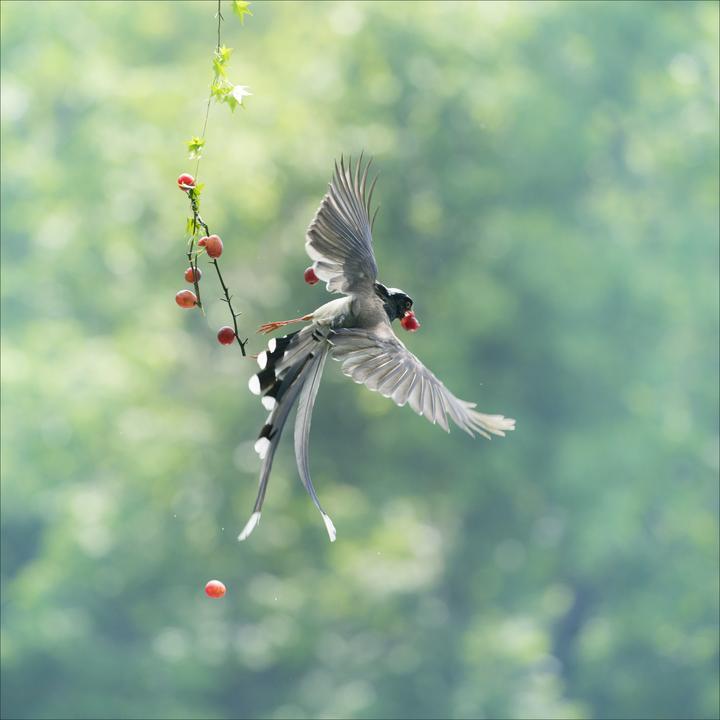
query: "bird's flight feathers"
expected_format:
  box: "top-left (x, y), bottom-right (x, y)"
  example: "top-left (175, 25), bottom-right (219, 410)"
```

top-left (305, 154), bottom-right (379, 295)
top-left (329, 329), bottom-right (516, 439)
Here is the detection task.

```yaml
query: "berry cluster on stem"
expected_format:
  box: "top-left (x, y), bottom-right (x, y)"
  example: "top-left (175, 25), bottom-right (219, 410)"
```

top-left (174, 0), bottom-right (251, 356)
top-left (178, 177), bottom-right (248, 354)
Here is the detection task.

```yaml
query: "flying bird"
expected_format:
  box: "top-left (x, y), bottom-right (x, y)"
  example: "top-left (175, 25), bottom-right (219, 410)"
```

top-left (239, 156), bottom-right (515, 542)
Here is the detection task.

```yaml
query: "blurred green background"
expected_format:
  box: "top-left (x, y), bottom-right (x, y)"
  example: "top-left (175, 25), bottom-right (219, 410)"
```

top-left (1, 1), bottom-right (718, 719)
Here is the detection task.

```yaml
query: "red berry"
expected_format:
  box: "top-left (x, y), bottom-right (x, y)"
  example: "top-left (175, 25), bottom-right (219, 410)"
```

top-left (175, 289), bottom-right (198, 309)
top-left (205, 234), bottom-right (223, 258)
top-left (304, 266), bottom-right (319, 285)
top-left (177, 173), bottom-right (195, 191)
top-left (184, 266), bottom-right (202, 283)
top-left (198, 236), bottom-right (208, 247)
top-left (204, 580), bottom-right (226, 598)
top-left (400, 310), bottom-right (421, 332)
top-left (217, 326), bottom-right (236, 345)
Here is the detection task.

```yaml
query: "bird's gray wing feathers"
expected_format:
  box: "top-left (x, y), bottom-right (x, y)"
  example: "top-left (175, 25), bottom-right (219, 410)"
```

top-left (294, 346), bottom-right (335, 539)
top-left (306, 155), bottom-right (379, 295)
top-left (330, 329), bottom-right (516, 439)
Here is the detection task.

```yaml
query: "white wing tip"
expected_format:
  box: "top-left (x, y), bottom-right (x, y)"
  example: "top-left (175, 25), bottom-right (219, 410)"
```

top-left (248, 375), bottom-right (261, 396)
top-left (473, 413), bottom-right (516, 438)
top-left (254, 437), bottom-right (270, 459)
top-left (268, 338), bottom-right (277, 353)
top-left (257, 351), bottom-right (268, 369)
top-left (238, 512), bottom-right (261, 541)
top-left (494, 415), bottom-right (516, 432)
top-left (261, 396), bottom-right (276, 411)
top-left (322, 513), bottom-right (337, 542)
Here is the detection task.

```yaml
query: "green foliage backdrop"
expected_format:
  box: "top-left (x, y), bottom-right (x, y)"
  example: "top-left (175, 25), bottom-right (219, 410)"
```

top-left (1, 2), bottom-right (718, 719)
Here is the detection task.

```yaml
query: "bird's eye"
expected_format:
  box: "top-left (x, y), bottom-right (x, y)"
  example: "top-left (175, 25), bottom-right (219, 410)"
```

top-left (405, 300), bottom-right (412, 310)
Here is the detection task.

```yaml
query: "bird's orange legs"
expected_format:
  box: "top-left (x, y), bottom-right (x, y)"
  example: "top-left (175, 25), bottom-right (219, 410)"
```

top-left (257, 314), bottom-right (314, 334)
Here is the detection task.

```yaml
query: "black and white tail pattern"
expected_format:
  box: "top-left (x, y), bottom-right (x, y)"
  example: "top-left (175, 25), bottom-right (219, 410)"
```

top-left (239, 325), bottom-right (335, 542)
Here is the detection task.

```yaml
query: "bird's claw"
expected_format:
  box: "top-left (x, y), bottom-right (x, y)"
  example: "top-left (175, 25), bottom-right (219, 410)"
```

top-left (257, 321), bottom-right (288, 334)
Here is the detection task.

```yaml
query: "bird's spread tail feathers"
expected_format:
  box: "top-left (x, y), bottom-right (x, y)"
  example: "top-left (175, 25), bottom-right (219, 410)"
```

top-left (294, 344), bottom-right (333, 534)
top-left (240, 326), bottom-right (335, 542)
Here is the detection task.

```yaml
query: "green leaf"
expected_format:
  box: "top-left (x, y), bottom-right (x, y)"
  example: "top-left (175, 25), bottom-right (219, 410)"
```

top-left (186, 136), bottom-right (205, 160)
top-left (224, 94), bottom-right (239, 113)
top-left (211, 78), bottom-right (233, 100)
top-left (187, 184), bottom-right (205, 208)
top-left (212, 57), bottom-right (226, 78)
top-left (231, 0), bottom-right (253, 24)
top-left (212, 45), bottom-right (233, 78)
top-left (185, 217), bottom-right (196, 236)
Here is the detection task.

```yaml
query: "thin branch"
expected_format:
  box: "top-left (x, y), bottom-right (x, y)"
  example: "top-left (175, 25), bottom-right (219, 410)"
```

top-left (190, 191), bottom-right (210, 238)
top-left (186, 190), bottom-right (206, 312)
top-left (194, 0), bottom-right (224, 180)
top-left (186, 190), bottom-right (248, 356)
top-left (211, 258), bottom-right (249, 355)
top-left (187, 245), bottom-right (204, 313)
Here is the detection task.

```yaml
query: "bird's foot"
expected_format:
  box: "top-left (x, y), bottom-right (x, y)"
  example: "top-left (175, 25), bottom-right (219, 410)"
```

top-left (257, 315), bottom-right (313, 334)
top-left (258, 320), bottom-right (292, 334)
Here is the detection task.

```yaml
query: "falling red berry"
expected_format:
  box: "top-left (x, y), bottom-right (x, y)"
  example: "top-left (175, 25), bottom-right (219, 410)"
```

top-left (205, 234), bottom-right (223, 258)
top-left (400, 310), bottom-right (421, 332)
top-left (198, 236), bottom-right (208, 247)
top-left (184, 266), bottom-right (202, 283)
top-left (304, 266), bottom-right (319, 285)
top-left (177, 173), bottom-right (195, 192)
top-left (217, 326), bottom-right (236, 345)
top-left (175, 289), bottom-right (198, 309)
top-left (204, 580), bottom-right (226, 598)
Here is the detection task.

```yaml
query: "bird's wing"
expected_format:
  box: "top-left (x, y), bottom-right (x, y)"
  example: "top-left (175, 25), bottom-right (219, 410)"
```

top-left (329, 328), bottom-right (516, 438)
top-left (306, 155), bottom-right (379, 296)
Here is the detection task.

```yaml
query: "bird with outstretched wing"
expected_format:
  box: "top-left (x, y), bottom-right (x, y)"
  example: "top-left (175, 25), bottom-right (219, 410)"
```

top-left (240, 156), bottom-right (515, 542)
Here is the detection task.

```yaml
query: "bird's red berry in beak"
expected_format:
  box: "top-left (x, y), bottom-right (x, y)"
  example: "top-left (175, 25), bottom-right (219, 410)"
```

top-left (400, 310), bottom-right (420, 331)
top-left (304, 266), bottom-right (319, 285)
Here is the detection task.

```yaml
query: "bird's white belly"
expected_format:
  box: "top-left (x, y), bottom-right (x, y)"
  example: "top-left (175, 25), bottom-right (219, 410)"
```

top-left (311, 296), bottom-right (353, 327)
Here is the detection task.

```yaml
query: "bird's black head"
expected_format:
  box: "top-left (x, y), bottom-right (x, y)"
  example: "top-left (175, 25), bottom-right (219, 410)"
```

top-left (374, 282), bottom-right (414, 322)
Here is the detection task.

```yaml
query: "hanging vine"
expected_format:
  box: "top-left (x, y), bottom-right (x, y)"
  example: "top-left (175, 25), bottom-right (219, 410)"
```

top-left (175, 0), bottom-right (253, 356)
